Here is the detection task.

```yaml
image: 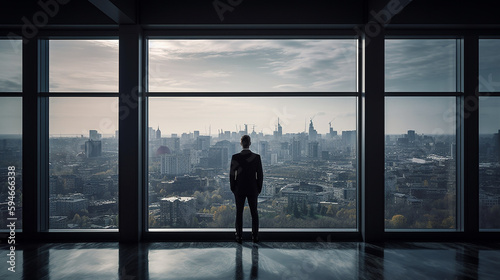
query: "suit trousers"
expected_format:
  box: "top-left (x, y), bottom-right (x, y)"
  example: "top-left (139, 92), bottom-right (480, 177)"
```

top-left (234, 192), bottom-right (259, 237)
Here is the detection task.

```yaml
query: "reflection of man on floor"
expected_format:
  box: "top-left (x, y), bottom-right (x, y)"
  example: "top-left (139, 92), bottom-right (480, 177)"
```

top-left (230, 135), bottom-right (263, 243)
top-left (235, 245), bottom-right (259, 280)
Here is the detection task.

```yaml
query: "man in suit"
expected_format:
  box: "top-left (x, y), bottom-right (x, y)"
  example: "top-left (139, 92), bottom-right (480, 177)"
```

top-left (230, 135), bottom-right (263, 243)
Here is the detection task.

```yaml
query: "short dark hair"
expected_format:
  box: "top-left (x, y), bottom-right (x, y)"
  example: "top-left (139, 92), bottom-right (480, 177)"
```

top-left (241, 135), bottom-right (251, 148)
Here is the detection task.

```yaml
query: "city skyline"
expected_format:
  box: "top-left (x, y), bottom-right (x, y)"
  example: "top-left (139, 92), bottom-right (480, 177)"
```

top-left (2, 39), bottom-right (500, 135)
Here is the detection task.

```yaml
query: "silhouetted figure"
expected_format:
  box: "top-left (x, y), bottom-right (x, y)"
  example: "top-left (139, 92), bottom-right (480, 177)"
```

top-left (230, 135), bottom-right (263, 243)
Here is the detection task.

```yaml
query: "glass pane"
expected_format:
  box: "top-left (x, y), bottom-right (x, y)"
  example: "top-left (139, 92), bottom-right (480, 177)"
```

top-left (0, 39), bottom-right (22, 92)
top-left (149, 40), bottom-right (357, 92)
top-left (479, 97), bottom-right (500, 230)
top-left (49, 40), bottom-right (118, 92)
top-left (385, 39), bottom-right (457, 92)
top-left (49, 97), bottom-right (118, 230)
top-left (0, 97), bottom-right (22, 231)
top-left (148, 97), bottom-right (357, 229)
top-left (385, 97), bottom-right (457, 230)
top-left (479, 39), bottom-right (500, 92)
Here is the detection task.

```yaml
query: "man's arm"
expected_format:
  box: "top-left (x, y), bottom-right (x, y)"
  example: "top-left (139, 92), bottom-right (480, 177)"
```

top-left (230, 155), bottom-right (237, 192)
top-left (256, 155), bottom-right (263, 194)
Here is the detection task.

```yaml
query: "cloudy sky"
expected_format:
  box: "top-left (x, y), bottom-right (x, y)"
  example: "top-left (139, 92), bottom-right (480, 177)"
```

top-left (1, 38), bottom-right (500, 136)
top-left (149, 40), bottom-right (357, 92)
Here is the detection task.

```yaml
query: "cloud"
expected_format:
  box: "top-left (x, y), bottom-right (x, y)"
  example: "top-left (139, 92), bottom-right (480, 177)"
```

top-left (385, 39), bottom-right (457, 92)
top-left (479, 39), bottom-right (500, 92)
top-left (0, 79), bottom-right (22, 92)
top-left (49, 40), bottom-right (118, 92)
top-left (148, 39), bottom-right (357, 92)
top-left (0, 40), bottom-right (22, 92)
top-left (199, 70), bottom-right (232, 78)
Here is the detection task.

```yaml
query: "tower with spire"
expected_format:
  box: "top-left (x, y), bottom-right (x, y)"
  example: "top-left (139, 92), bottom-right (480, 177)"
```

top-left (156, 125), bottom-right (161, 139)
top-left (274, 118), bottom-right (283, 138)
top-left (309, 119), bottom-right (317, 140)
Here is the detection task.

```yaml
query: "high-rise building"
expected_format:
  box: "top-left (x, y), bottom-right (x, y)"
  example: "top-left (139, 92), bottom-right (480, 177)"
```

top-left (156, 126), bottom-right (162, 139)
top-left (149, 127), bottom-right (155, 140)
top-left (208, 147), bottom-right (229, 169)
top-left (160, 196), bottom-right (196, 227)
top-left (308, 141), bottom-right (319, 158)
top-left (163, 137), bottom-right (180, 153)
top-left (89, 130), bottom-right (101, 141)
top-left (342, 130), bottom-right (357, 148)
top-left (259, 141), bottom-right (268, 159)
top-left (291, 138), bottom-right (301, 161)
top-left (196, 136), bottom-right (211, 151)
top-left (408, 130), bottom-right (416, 142)
top-left (274, 118), bottom-right (283, 138)
top-left (85, 139), bottom-right (102, 157)
top-left (309, 119), bottom-right (318, 140)
top-left (161, 154), bottom-right (191, 175)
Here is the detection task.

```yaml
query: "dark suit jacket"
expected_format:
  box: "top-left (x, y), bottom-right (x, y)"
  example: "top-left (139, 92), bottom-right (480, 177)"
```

top-left (230, 150), bottom-right (263, 195)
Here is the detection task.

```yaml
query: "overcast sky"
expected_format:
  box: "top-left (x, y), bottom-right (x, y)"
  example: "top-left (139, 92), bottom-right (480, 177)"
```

top-left (1, 39), bottom-right (500, 136)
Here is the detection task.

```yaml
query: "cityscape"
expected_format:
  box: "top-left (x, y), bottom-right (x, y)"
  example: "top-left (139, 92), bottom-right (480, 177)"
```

top-left (1, 124), bottom-right (500, 230)
top-left (148, 119), bottom-right (358, 229)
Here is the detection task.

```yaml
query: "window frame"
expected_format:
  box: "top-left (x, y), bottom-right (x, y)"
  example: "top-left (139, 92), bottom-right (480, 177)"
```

top-left (383, 34), bottom-right (464, 233)
top-left (38, 33), bottom-right (120, 235)
top-left (142, 31), bottom-right (363, 238)
top-left (478, 37), bottom-right (500, 232)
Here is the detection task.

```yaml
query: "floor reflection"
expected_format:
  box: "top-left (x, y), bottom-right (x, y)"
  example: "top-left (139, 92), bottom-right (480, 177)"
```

top-left (1, 241), bottom-right (499, 279)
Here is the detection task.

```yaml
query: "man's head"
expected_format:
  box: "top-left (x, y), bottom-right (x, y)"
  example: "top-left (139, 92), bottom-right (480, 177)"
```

top-left (240, 135), bottom-right (251, 148)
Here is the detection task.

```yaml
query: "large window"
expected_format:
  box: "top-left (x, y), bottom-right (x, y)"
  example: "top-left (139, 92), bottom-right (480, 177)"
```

top-left (48, 40), bottom-right (119, 230)
top-left (0, 39), bottom-right (22, 92)
top-left (147, 39), bottom-right (358, 230)
top-left (49, 40), bottom-right (118, 92)
top-left (385, 39), bottom-right (458, 92)
top-left (479, 97), bottom-right (500, 230)
top-left (479, 39), bottom-right (500, 93)
top-left (385, 39), bottom-right (459, 230)
top-left (478, 39), bottom-right (500, 230)
top-left (0, 97), bottom-right (22, 231)
top-left (149, 40), bottom-right (357, 92)
top-left (0, 39), bottom-right (22, 231)
top-left (385, 97), bottom-right (457, 229)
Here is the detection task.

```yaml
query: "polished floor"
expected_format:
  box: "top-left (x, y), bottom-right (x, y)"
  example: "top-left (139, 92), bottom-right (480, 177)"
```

top-left (1, 241), bottom-right (500, 279)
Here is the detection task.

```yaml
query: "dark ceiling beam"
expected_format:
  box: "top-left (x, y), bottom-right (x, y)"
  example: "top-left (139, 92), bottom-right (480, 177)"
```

top-left (367, 0), bottom-right (413, 26)
top-left (88, 0), bottom-right (135, 24)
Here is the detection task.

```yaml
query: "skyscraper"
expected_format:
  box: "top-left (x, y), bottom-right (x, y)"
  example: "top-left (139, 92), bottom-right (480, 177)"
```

top-left (408, 130), bottom-right (416, 142)
top-left (161, 154), bottom-right (191, 175)
top-left (291, 138), bottom-right (301, 161)
top-left (309, 119), bottom-right (318, 140)
top-left (89, 129), bottom-right (101, 141)
top-left (308, 141), bottom-right (319, 158)
top-left (156, 126), bottom-right (162, 139)
top-left (274, 118), bottom-right (283, 138)
top-left (85, 139), bottom-right (102, 158)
